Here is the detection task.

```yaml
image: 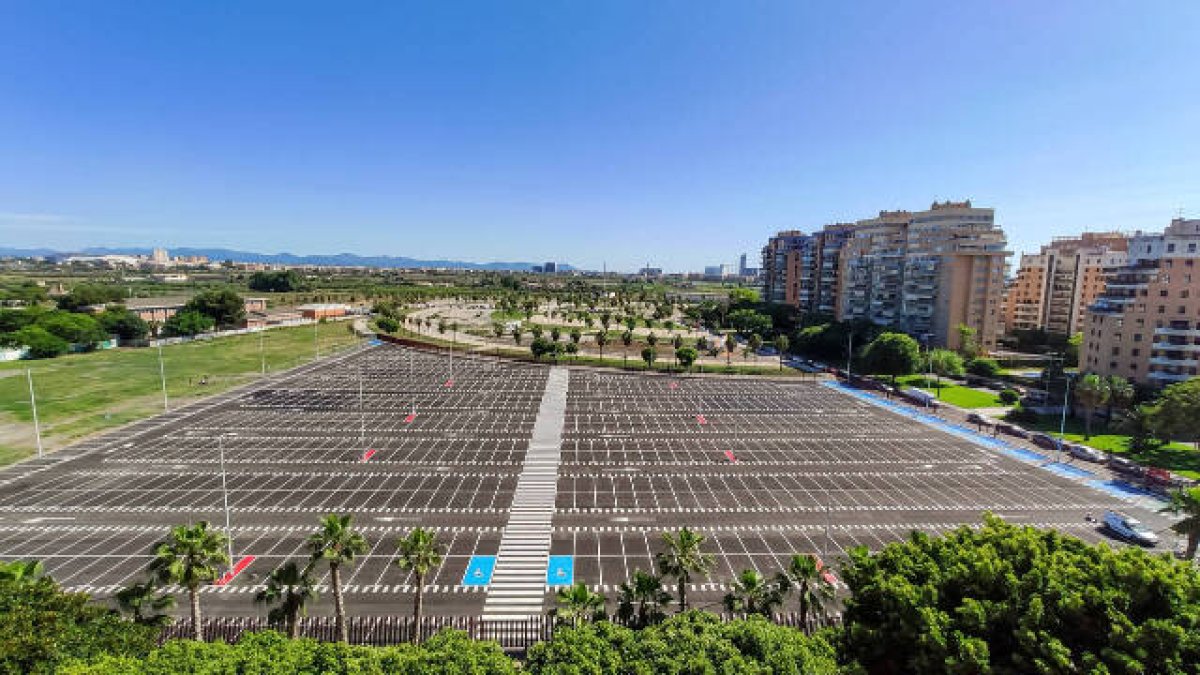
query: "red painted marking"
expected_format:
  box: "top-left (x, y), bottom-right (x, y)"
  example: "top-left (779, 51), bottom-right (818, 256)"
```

top-left (814, 557), bottom-right (840, 587)
top-left (696, 414), bottom-right (707, 425)
top-left (723, 449), bottom-right (737, 463)
top-left (403, 412), bottom-right (417, 424)
top-left (669, 382), bottom-right (679, 390)
top-left (444, 379), bottom-right (455, 388)
top-left (214, 556), bottom-right (256, 586)
top-left (361, 448), bottom-right (377, 462)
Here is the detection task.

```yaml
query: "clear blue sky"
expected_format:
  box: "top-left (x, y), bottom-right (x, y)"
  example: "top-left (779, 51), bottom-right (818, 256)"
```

top-left (2, 1), bottom-right (1198, 272)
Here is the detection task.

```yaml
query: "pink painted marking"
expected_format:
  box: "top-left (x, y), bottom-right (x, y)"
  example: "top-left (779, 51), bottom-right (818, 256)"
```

top-left (214, 556), bottom-right (256, 586)
top-left (669, 381), bottom-right (679, 390)
top-left (403, 412), bottom-right (417, 424)
top-left (723, 449), bottom-right (737, 463)
top-left (814, 557), bottom-right (840, 587)
top-left (361, 448), bottom-right (377, 462)
top-left (444, 379), bottom-right (455, 388)
top-left (696, 414), bottom-right (707, 425)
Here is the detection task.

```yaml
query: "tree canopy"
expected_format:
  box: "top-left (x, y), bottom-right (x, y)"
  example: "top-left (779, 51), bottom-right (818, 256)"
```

top-left (861, 332), bottom-right (920, 383)
top-left (248, 270), bottom-right (306, 293)
top-left (182, 289), bottom-right (246, 328)
top-left (841, 513), bottom-right (1200, 674)
top-left (1146, 377), bottom-right (1200, 448)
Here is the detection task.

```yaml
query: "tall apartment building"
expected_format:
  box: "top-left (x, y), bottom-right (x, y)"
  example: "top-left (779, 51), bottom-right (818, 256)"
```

top-left (762, 201), bottom-right (1009, 351)
top-left (1003, 233), bottom-right (1128, 337)
top-left (1083, 218), bottom-right (1200, 386)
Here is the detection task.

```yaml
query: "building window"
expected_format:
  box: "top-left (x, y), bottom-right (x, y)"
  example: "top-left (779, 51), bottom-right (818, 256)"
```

top-left (1168, 243), bottom-right (1176, 253)
top-left (1161, 289), bottom-right (1169, 297)
top-left (1112, 347), bottom-right (1121, 356)
top-left (1181, 306), bottom-right (1188, 314)
top-left (1183, 290), bottom-right (1191, 299)
top-left (1134, 333), bottom-right (1142, 342)
top-left (1159, 306), bottom-right (1166, 314)
top-left (1132, 348), bottom-right (1140, 356)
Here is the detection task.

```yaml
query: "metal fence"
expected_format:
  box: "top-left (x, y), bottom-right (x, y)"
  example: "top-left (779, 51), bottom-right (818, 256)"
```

top-left (161, 612), bottom-right (842, 652)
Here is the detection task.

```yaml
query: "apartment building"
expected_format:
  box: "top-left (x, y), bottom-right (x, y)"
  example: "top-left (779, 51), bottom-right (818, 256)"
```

top-left (1003, 233), bottom-right (1128, 337)
top-left (762, 200), bottom-right (1009, 351)
top-left (1083, 218), bottom-right (1200, 386)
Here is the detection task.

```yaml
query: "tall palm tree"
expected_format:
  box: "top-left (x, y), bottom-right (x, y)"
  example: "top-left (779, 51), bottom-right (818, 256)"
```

top-left (307, 514), bottom-right (368, 643)
top-left (595, 331), bottom-right (608, 361)
top-left (394, 527), bottom-right (443, 641)
top-left (1160, 487), bottom-right (1200, 560)
top-left (148, 521), bottom-right (230, 641)
top-left (616, 570), bottom-right (672, 628)
top-left (722, 569), bottom-right (783, 617)
top-left (553, 581), bottom-right (606, 625)
top-left (256, 561), bottom-right (319, 638)
top-left (0, 559), bottom-right (45, 585)
top-left (776, 554), bottom-right (835, 632)
top-left (1075, 373), bottom-right (1109, 440)
top-left (655, 527), bottom-right (715, 613)
top-left (116, 578), bottom-right (176, 626)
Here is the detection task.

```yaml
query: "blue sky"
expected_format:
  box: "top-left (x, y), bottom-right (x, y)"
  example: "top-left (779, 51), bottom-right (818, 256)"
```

top-left (1, 1), bottom-right (1198, 272)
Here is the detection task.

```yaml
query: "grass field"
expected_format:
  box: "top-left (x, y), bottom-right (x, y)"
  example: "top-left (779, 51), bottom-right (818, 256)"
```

top-left (895, 375), bottom-right (1009, 409)
top-left (0, 321), bottom-right (362, 465)
top-left (1020, 415), bottom-right (1200, 479)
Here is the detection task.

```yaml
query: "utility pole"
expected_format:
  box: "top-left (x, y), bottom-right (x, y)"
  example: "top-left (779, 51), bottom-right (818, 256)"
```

top-left (1057, 370), bottom-right (1072, 464)
top-left (358, 362), bottom-right (366, 447)
top-left (26, 369), bottom-right (43, 459)
top-left (314, 320), bottom-right (320, 360)
top-left (259, 330), bottom-right (266, 376)
top-left (217, 434), bottom-right (235, 564)
top-left (845, 331), bottom-right (853, 382)
top-left (157, 342), bottom-right (169, 411)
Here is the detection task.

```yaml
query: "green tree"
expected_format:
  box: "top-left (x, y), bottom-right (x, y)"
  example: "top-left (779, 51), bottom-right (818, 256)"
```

top-left (966, 356), bottom-right (1001, 378)
top-left (97, 307), bottom-right (150, 341)
top-left (646, 331), bottom-right (657, 347)
top-left (722, 569), bottom-right (783, 617)
top-left (862, 332), bottom-right (921, 386)
top-left (492, 322), bottom-right (505, 340)
top-left (38, 311), bottom-right (107, 345)
top-left (55, 284), bottom-right (125, 312)
top-left (530, 324), bottom-right (544, 340)
top-left (552, 582), bottom-right (606, 625)
top-left (926, 348), bottom-right (965, 379)
top-left (616, 571), bottom-right (672, 628)
top-left (395, 528), bottom-right (443, 640)
top-left (775, 334), bottom-right (790, 370)
top-left (624, 317), bottom-right (637, 332)
top-left (115, 579), bottom-right (175, 627)
top-left (1065, 331), bottom-right (1083, 368)
top-left (307, 514), bottom-right (368, 643)
top-left (725, 333), bottom-right (736, 365)
top-left (776, 554), bottom-right (834, 633)
top-left (594, 330), bottom-right (608, 360)
top-left (841, 513), bottom-right (1200, 674)
top-left (747, 333), bottom-right (763, 359)
top-left (654, 527), bottom-right (714, 613)
top-left (675, 346), bottom-right (698, 370)
top-left (147, 522), bottom-right (230, 641)
top-left (248, 270), bottom-right (304, 292)
top-left (1074, 373), bottom-right (1109, 440)
top-left (729, 309), bottom-right (772, 337)
top-left (511, 325), bottom-right (523, 345)
top-left (1147, 377), bottom-right (1200, 449)
top-left (0, 560), bottom-right (45, 585)
top-left (1106, 374), bottom-right (1136, 420)
top-left (550, 326), bottom-right (561, 342)
top-left (183, 289), bottom-right (245, 328)
top-left (641, 346), bottom-right (657, 369)
top-left (1160, 487), bottom-right (1200, 561)
top-left (162, 310), bottom-right (214, 337)
top-left (375, 316), bottom-right (399, 333)
top-left (956, 323), bottom-right (979, 358)
top-left (8, 325), bottom-right (69, 358)
top-left (255, 561), bottom-right (318, 639)
top-left (569, 328), bottom-right (581, 346)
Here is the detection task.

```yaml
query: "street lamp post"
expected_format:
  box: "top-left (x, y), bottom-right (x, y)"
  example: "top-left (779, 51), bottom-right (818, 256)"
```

top-left (217, 434), bottom-right (235, 564)
top-left (1057, 372), bottom-right (1073, 464)
top-left (845, 331), bottom-right (853, 382)
top-left (259, 330), bottom-right (266, 376)
top-left (25, 369), bottom-right (43, 459)
top-left (156, 342), bottom-right (169, 411)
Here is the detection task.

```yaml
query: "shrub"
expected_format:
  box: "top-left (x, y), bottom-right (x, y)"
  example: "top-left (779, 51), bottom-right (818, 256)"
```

top-left (998, 388), bottom-right (1020, 405)
top-left (965, 357), bottom-right (1001, 378)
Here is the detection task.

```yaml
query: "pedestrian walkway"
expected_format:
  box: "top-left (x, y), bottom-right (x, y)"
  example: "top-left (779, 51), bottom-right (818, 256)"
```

top-left (482, 367), bottom-right (569, 619)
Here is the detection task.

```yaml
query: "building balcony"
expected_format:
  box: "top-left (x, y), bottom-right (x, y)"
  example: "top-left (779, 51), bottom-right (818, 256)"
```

top-left (1154, 327), bottom-right (1200, 338)
top-left (1150, 356), bottom-right (1200, 367)
top-left (1149, 371), bottom-right (1193, 383)
top-left (1151, 342), bottom-right (1200, 351)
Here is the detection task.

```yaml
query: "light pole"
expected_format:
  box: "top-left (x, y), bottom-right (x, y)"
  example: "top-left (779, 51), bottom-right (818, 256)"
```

top-left (26, 369), bottom-right (43, 459)
top-left (156, 342), bottom-right (169, 411)
top-left (1057, 371), bottom-right (1073, 464)
top-left (313, 320), bottom-right (320, 360)
top-left (845, 331), bottom-right (853, 382)
top-left (823, 504), bottom-right (832, 561)
top-left (409, 348), bottom-right (415, 416)
top-left (358, 362), bottom-right (366, 448)
top-left (217, 433), bottom-right (235, 564)
top-left (259, 329), bottom-right (266, 376)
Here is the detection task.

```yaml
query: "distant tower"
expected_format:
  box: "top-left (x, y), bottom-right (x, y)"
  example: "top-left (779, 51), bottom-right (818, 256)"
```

top-left (151, 248), bottom-right (169, 265)
top-left (739, 253), bottom-right (748, 275)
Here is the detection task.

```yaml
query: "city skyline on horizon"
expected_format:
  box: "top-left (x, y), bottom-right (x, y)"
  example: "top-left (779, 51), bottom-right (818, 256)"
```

top-left (2, 2), bottom-right (1198, 270)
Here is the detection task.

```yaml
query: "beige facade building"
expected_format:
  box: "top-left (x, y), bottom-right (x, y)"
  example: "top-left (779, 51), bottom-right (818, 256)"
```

top-left (1083, 218), bottom-right (1200, 386)
top-left (762, 200), bottom-right (1010, 352)
top-left (1003, 233), bottom-right (1128, 337)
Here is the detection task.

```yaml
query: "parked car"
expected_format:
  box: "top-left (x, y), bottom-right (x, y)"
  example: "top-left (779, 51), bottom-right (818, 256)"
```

top-left (1108, 456), bottom-right (1146, 478)
top-left (1066, 443), bottom-right (1106, 463)
top-left (996, 423), bottom-right (1029, 439)
top-left (1030, 433), bottom-right (1059, 450)
top-left (1102, 510), bottom-right (1159, 546)
top-left (966, 413), bottom-right (991, 426)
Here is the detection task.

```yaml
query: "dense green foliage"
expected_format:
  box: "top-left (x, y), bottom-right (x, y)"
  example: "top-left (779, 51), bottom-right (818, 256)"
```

top-left (248, 270), bottom-right (305, 293)
top-left (182, 289), bottom-right (246, 328)
top-left (861, 332), bottom-right (920, 383)
top-left (1146, 377), bottom-right (1200, 448)
top-left (162, 310), bottom-right (215, 337)
top-left (61, 629), bottom-right (517, 675)
top-left (525, 612), bottom-right (838, 675)
top-left (0, 307), bottom-right (111, 356)
top-left (841, 514), bottom-right (1200, 674)
top-left (965, 356), bottom-right (1001, 378)
top-left (56, 284), bottom-right (126, 312)
top-left (0, 575), bottom-right (157, 674)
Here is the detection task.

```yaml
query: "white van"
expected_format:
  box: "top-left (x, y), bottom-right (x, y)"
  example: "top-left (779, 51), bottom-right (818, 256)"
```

top-left (1103, 510), bottom-right (1159, 546)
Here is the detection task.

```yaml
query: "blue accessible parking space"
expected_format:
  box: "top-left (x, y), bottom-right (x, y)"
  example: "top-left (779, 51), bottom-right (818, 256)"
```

top-left (462, 555), bottom-right (496, 586)
top-left (546, 555), bottom-right (573, 586)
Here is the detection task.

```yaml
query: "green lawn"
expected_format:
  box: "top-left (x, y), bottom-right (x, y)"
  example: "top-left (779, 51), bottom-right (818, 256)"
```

top-left (895, 375), bottom-right (1007, 409)
top-left (1020, 415), bottom-right (1200, 479)
top-left (0, 321), bottom-right (362, 464)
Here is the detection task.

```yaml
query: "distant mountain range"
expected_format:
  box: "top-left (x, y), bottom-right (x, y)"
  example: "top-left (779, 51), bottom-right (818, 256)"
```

top-left (0, 246), bottom-right (573, 272)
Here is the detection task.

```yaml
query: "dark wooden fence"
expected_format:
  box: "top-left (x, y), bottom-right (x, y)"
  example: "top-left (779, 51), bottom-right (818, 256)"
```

top-left (161, 612), bottom-right (841, 652)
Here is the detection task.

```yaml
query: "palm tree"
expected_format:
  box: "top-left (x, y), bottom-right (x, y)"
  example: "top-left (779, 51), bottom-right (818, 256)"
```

top-left (1160, 487), bottom-right (1200, 560)
top-left (622, 330), bottom-right (634, 367)
top-left (1075, 373), bottom-right (1109, 440)
top-left (641, 346), bottom-right (657, 370)
top-left (116, 578), bottom-right (176, 626)
top-left (616, 570), bottom-right (672, 628)
top-left (776, 554), bottom-right (835, 632)
top-left (553, 581), bottom-right (606, 625)
top-left (722, 569), bottom-right (783, 617)
top-left (725, 334), bottom-right (736, 365)
top-left (148, 521), bottom-right (230, 641)
top-left (1106, 375), bottom-right (1135, 422)
top-left (395, 528), bottom-right (443, 641)
top-left (550, 326), bottom-right (562, 342)
top-left (307, 514), bottom-right (368, 643)
top-left (655, 527), bottom-right (715, 613)
top-left (255, 561), bottom-right (319, 638)
top-left (0, 559), bottom-right (45, 585)
top-left (646, 331), bottom-right (658, 347)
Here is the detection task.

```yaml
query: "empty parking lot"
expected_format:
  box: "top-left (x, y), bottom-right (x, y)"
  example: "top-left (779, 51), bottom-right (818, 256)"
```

top-left (0, 343), bottom-right (1172, 617)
